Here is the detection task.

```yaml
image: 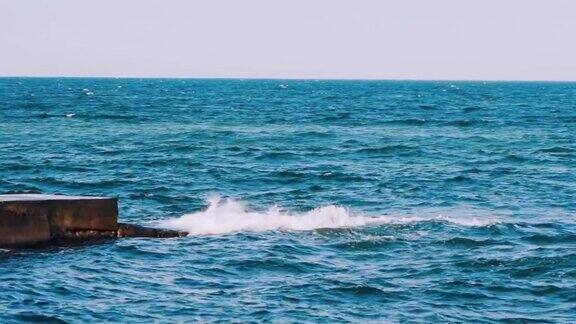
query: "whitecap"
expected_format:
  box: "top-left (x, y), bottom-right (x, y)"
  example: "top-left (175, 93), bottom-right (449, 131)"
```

top-left (160, 196), bottom-right (499, 236)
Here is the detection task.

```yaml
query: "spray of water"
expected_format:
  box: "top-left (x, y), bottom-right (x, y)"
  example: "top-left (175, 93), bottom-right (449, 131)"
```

top-left (160, 196), bottom-right (497, 236)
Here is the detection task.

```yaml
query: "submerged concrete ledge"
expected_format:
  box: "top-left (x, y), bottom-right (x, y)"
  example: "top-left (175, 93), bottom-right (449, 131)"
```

top-left (0, 194), bottom-right (186, 248)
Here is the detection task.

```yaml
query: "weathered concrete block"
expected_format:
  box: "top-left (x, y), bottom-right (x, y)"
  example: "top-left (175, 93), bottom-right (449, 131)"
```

top-left (48, 198), bottom-right (118, 233)
top-left (0, 207), bottom-right (51, 247)
top-left (0, 194), bottom-right (118, 247)
top-left (1, 194), bottom-right (187, 248)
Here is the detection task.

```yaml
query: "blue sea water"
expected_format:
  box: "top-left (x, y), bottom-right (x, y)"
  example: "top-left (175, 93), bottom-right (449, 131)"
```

top-left (0, 78), bottom-right (575, 322)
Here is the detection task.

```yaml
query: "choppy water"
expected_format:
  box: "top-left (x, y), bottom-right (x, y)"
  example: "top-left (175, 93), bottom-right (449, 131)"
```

top-left (1, 78), bottom-right (575, 322)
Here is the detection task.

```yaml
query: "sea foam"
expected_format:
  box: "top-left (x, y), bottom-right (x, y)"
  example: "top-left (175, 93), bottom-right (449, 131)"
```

top-left (161, 196), bottom-right (497, 236)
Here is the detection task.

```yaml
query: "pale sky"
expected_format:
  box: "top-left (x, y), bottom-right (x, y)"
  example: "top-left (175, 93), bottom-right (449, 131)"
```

top-left (1, 0), bottom-right (575, 80)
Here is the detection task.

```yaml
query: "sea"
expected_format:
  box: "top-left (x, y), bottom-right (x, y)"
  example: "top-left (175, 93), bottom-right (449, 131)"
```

top-left (0, 78), bottom-right (575, 322)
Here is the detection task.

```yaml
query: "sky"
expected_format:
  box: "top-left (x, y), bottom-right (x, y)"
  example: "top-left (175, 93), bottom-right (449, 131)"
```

top-left (0, 0), bottom-right (575, 81)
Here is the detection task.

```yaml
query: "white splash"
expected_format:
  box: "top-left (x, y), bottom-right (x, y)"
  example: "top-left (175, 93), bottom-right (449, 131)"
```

top-left (160, 196), bottom-right (498, 236)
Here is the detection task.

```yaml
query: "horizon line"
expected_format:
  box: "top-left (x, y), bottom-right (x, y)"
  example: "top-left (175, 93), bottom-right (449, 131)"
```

top-left (1, 75), bottom-right (575, 83)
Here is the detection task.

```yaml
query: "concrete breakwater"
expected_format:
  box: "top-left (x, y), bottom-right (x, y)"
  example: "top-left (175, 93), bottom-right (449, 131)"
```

top-left (0, 194), bottom-right (186, 248)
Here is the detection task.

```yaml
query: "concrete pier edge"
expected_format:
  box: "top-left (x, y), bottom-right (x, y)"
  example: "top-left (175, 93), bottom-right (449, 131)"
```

top-left (0, 194), bottom-right (186, 248)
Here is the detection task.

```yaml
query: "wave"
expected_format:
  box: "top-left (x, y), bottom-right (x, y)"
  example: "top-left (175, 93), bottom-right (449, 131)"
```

top-left (386, 118), bottom-right (427, 126)
top-left (535, 146), bottom-right (575, 154)
top-left (160, 196), bottom-right (498, 236)
top-left (354, 145), bottom-right (417, 155)
top-left (444, 119), bottom-right (489, 127)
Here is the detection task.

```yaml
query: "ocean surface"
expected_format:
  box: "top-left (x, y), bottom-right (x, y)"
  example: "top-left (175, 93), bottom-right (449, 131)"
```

top-left (0, 78), bottom-right (575, 322)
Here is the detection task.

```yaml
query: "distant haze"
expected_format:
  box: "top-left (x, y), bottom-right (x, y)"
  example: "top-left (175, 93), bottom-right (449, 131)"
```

top-left (1, 0), bottom-right (575, 81)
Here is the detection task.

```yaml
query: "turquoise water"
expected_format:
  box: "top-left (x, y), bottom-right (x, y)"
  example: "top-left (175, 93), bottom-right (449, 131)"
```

top-left (1, 78), bottom-right (575, 322)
